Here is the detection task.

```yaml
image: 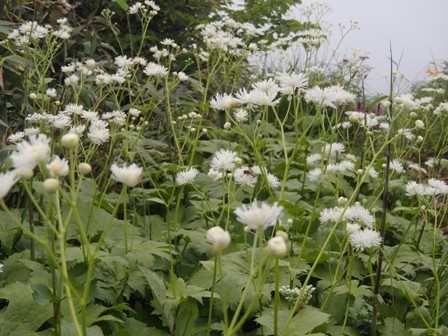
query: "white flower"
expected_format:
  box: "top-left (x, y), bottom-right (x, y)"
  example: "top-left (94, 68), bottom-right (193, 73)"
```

top-left (10, 134), bottom-right (51, 171)
top-left (210, 93), bottom-right (238, 110)
top-left (323, 142), bottom-right (345, 157)
top-left (350, 228), bottom-right (382, 251)
top-left (276, 72), bottom-right (308, 95)
top-left (389, 160), bottom-right (405, 174)
top-left (176, 167), bottom-right (199, 185)
top-left (346, 222), bottom-right (361, 235)
top-left (405, 181), bottom-right (425, 197)
top-left (234, 200), bottom-right (283, 231)
top-left (210, 149), bottom-right (239, 172)
top-left (81, 110), bottom-right (99, 120)
top-left (110, 163), bottom-right (142, 187)
top-left (308, 168), bottom-right (322, 182)
top-left (252, 79), bottom-right (280, 95)
top-left (87, 123), bottom-right (110, 145)
top-left (143, 62), bottom-right (168, 77)
top-left (64, 74), bottom-right (79, 86)
top-left (267, 173), bottom-right (280, 188)
top-left (234, 167), bottom-right (257, 187)
top-left (129, 2), bottom-right (143, 14)
top-left (319, 207), bottom-right (343, 223)
top-left (48, 156), bottom-right (69, 177)
top-left (427, 178), bottom-right (448, 196)
top-left (176, 71), bottom-right (188, 81)
top-left (343, 204), bottom-right (375, 228)
top-left (306, 153), bottom-right (321, 166)
top-left (8, 132), bottom-right (25, 144)
top-left (0, 172), bottom-right (19, 198)
top-left (305, 85), bottom-right (354, 108)
top-left (233, 109), bottom-right (248, 122)
top-left (53, 115), bottom-right (72, 129)
top-left (206, 226), bottom-right (231, 251)
top-left (267, 236), bottom-right (288, 257)
top-left (46, 88), bottom-right (57, 98)
top-left (207, 168), bottom-right (222, 181)
top-left (64, 103), bottom-right (84, 115)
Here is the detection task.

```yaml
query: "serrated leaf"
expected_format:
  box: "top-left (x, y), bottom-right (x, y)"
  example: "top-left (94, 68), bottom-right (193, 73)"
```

top-left (0, 282), bottom-right (53, 335)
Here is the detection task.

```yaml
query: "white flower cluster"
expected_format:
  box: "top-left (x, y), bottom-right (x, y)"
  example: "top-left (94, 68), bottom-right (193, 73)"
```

top-left (344, 111), bottom-right (384, 129)
top-left (405, 179), bottom-right (448, 198)
top-left (307, 144), bottom-right (371, 182)
top-left (207, 149), bottom-right (280, 189)
top-left (210, 72), bottom-right (308, 110)
top-left (279, 285), bottom-right (315, 305)
top-left (305, 85), bottom-right (355, 109)
top-left (6, 18), bottom-right (72, 47)
top-left (197, 17), bottom-right (262, 54)
top-left (319, 203), bottom-right (381, 252)
top-left (128, 0), bottom-right (160, 15)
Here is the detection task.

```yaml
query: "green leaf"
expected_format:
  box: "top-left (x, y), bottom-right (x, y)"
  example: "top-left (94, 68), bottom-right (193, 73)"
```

top-left (174, 298), bottom-right (202, 336)
top-left (0, 282), bottom-right (53, 335)
top-left (0, 210), bottom-right (21, 254)
top-left (256, 306), bottom-right (330, 335)
top-left (115, 0), bottom-right (129, 11)
top-left (381, 317), bottom-right (409, 336)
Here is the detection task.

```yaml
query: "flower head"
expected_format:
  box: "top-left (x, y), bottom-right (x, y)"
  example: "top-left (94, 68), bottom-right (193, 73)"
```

top-left (10, 134), bottom-right (51, 172)
top-left (48, 156), bottom-right (69, 177)
top-left (234, 200), bottom-right (283, 231)
top-left (350, 228), bottom-right (382, 251)
top-left (110, 163), bottom-right (142, 187)
top-left (210, 149), bottom-right (239, 172)
top-left (176, 167), bottom-right (199, 185)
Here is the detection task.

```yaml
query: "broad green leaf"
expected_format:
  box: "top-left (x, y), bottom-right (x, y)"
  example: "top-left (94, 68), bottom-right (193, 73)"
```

top-left (381, 317), bottom-right (409, 336)
top-left (174, 298), bottom-right (202, 336)
top-left (256, 307), bottom-right (330, 335)
top-left (0, 282), bottom-right (53, 335)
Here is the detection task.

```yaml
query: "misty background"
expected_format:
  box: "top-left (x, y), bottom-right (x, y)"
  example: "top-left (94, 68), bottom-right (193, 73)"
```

top-left (309, 0), bottom-right (448, 94)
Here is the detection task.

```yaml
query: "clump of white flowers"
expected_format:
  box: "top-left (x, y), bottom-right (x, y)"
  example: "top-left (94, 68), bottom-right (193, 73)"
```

top-left (280, 285), bottom-right (316, 305)
top-left (319, 202), bottom-right (381, 252)
top-left (405, 179), bottom-right (448, 198)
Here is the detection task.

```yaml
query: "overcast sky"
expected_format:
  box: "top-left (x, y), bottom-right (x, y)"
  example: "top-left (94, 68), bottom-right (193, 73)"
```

top-left (299, 0), bottom-right (448, 94)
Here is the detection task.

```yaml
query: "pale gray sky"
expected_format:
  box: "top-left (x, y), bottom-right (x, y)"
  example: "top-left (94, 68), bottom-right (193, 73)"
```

top-left (310, 0), bottom-right (448, 94)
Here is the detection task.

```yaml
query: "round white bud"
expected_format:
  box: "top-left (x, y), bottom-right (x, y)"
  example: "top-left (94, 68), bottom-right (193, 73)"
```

top-left (43, 178), bottom-right (59, 193)
top-left (61, 133), bottom-right (79, 149)
top-left (78, 162), bottom-right (92, 175)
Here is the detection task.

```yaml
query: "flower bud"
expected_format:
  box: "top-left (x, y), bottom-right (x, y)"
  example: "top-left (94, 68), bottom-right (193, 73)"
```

top-left (224, 122), bottom-right (232, 130)
top-left (61, 133), bottom-right (79, 149)
top-left (78, 162), bottom-right (92, 175)
top-left (267, 236), bottom-right (287, 257)
top-left (415, 120), bottom-right (424, 129)
top-left (43, 178), bottom-right (59, 193)
top-left (206, 226), bottom-right (231, 251)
